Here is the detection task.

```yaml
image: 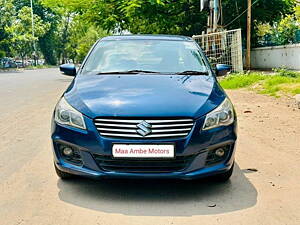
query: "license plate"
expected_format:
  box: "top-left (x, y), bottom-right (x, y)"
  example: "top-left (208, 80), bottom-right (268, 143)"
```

top-left (112, 144), bottom-right (175, 158)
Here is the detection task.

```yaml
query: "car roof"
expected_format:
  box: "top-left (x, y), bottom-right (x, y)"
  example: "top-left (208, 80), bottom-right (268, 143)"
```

top-left (101, 35), bottom-right (193, 41)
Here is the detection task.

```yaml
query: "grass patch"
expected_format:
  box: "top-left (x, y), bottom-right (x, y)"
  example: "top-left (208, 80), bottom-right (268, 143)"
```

top-left (219, 70), bottom-right (300, 97)
top-left (220, 72), bottom-right (267, 89)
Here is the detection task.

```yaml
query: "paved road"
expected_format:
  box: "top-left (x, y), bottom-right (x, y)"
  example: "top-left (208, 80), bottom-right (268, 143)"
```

top-left (0, 69), bottom-right (299, 225)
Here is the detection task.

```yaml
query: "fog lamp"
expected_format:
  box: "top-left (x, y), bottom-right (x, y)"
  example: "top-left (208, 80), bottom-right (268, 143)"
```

top-left (215, 148), bottom-right (225, 157)
top-left (62, 147), bottom-right (73, 156)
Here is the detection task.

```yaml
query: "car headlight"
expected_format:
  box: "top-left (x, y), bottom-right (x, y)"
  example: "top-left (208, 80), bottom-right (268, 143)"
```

top-left (54, 97), bottom-right (86, 129)
top-left (203, 98), bottom-right (234, 130)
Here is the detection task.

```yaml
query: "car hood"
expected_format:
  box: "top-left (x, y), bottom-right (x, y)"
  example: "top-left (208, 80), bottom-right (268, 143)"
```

top-left (64, 74), bottom-right (226, 119)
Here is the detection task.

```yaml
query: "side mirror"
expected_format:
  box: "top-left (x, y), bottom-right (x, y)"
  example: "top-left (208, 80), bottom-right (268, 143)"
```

top-left (59, 63), bottom-right (76, 76)
top-left (216, 64), bottom-right (231, 76)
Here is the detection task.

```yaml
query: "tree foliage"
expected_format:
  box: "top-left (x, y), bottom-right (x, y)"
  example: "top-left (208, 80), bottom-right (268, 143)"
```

top-left (42, 0), bottom-right (208, 36)
top-left (0, 0), bottom-right (298, 65)
top-left (0, 0), bottom-right (15, 56)
top-left (255, 5), bottom-right (300, 46)
top-left (12, 0), bottom-right (60, 64)
top-left (6, 6), bottom-right (50, 63)
top-left (41, 0), bottom-right (297, 38)
top-left (65, 17), bottom-right (107, 62)
top-left (222, 0), bottom-right (296, 45)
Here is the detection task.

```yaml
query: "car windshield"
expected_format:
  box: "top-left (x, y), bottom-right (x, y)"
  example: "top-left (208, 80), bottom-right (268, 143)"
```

top-left (82, 40), bottom-right (208, 74)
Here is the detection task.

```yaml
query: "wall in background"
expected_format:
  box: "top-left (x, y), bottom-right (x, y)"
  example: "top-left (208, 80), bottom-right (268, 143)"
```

top-left (251, 44), bottom-right (300, 70)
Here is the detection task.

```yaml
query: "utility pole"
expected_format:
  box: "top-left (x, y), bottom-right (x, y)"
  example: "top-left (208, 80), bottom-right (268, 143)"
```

top-left (213, 0), bottom-right (219, 32)
top-left (30, 0), bottom-right (36, 66)
top-left (208, 0), bottom-right (214, 33)
top-left (201, 0), bottom-right (215, 33)
top-left (246, 0), bottom-right (252, 70)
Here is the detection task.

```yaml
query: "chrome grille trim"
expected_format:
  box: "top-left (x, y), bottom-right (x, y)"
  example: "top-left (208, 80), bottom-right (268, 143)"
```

top-left (98, 128), bottom-right (138, 133)
top-left (95, 118), bottom-right (194, 123)
top-left (95, 123), bottom-right (137, 128)
top-left (100, 133), bottom-right (189, 138)
top-left (94, 118), bottom-right (194, 139)
top-left (151, 123), bottom-right (194, 128)
top-left (98, 128), bottom-right (191, 133)
top-left (94, 123), bottom-right (194, 128)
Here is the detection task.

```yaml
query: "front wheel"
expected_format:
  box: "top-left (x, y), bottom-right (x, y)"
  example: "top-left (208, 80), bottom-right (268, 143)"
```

top-left (54, 163), bottom-right (74, 180)
top-left (213, 164), bottom-right (234, 182)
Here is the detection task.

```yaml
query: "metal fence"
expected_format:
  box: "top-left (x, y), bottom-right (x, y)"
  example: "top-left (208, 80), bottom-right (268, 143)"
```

top-left (193, 29), bottom-right (243, 72)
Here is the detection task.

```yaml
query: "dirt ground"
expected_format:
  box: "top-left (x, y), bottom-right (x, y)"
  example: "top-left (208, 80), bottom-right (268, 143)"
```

top-left (0, 69), bottom-right (299, 225)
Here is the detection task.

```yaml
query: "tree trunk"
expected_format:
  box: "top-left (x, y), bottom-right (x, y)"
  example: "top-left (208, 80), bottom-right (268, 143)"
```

top-left (60, 13), bottom-right (71, 65)
top-left (21, 56), bottom-right (24, 67)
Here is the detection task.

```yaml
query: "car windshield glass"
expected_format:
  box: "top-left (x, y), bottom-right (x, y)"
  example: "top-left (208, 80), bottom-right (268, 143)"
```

top-left (82, 40), bottom-right (208, 74)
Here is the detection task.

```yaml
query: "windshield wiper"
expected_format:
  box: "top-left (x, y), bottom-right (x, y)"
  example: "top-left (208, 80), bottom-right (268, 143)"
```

top-left (175, 71), bottom-right (209, 75)
top-left (97, 70), bottom-right (161, 75)
top-left (126, 70), bottom-right (161, 74)
top-left (96, 71), bottom-right (139, 75)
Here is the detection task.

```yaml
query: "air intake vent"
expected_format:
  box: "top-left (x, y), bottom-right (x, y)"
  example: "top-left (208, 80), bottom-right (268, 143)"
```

top-left (93, 154), bottom-right (196, 172)
top-left (94, 118), bottom-right (194, 139)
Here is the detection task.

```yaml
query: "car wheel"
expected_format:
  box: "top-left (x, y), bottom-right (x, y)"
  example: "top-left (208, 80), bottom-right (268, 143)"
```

top-left (213, 163), bottom-right (234, 182)
top-left (54, 163), bottom-right (74, 179)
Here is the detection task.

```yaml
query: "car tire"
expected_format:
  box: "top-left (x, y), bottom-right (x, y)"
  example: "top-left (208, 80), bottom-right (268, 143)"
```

top-left (213, 163), bottom-right (234, 182)
top-left (54, 163), bottom-right (74, 179)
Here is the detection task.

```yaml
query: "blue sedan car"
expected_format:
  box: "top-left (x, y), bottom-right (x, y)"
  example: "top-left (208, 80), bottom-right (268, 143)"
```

top-left (52, 35), bottom-right (237, 181)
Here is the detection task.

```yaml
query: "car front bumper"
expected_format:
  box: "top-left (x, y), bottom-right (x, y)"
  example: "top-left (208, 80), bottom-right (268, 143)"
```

top-left (51, 115), bottom-right (237, 180)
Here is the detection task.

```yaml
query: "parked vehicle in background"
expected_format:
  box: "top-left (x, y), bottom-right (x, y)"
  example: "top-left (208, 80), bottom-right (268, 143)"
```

top-left (38, 59), bottom-right (45, 65)
top-left (15, 60), bottom-right (24, 68)
top-left (0, 58), bottom-right (17, 69)
top-left (0, 58), bottom-right (47, 69)
top-left (26, 60), bottom-right (34, 66)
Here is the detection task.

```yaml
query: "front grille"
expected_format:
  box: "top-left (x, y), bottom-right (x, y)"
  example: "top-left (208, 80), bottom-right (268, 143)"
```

top-left (94, 117), bottom-right (194, 139)
top-left (93, 154), bottom-right (196, 172)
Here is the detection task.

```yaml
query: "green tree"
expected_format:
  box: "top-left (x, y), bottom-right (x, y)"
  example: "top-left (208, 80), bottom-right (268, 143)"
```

top-left (40, 0), bottom-right (298, 61)
top-left (255, 5), bottom-right (300, 46)
top-left (6, 6), bottom-right (50, 65)
top-left (41, 0), bottom-right (82, 63)
top-left (256, 22), bottom-right (272, 37)
top-left (0, 0), bottom-right (15, 57)
top-left (42, 0), bottom-right (109, 63)
top-left (116, 0), bottom-right (208, 36)
top-left (14, 0), bottom-right (62, 65)
top-left (75, 26), bottom-right (107, 62)
top-left (0, 50), bottom-right (5, 59)
top-left (41, 0), bottom-right (296, 38)
top-left (62, 15), bottom-right (108, 63)
top-left (41, 0), bottom-right (208, 36)
top-left (295, 4), bottom-right (300, 21)
top-left (222, 0), bottom-right (296, 46)
top-left (274, 15), bottom-right (299, 44)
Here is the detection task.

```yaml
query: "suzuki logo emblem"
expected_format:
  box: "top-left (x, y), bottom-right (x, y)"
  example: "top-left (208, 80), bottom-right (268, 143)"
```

top-left (136, 121), bottom-right (152, 137)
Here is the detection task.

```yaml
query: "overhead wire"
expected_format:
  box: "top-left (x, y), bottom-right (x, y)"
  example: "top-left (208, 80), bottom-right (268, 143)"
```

top-left (223, 0), bottom-right (260, 28)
